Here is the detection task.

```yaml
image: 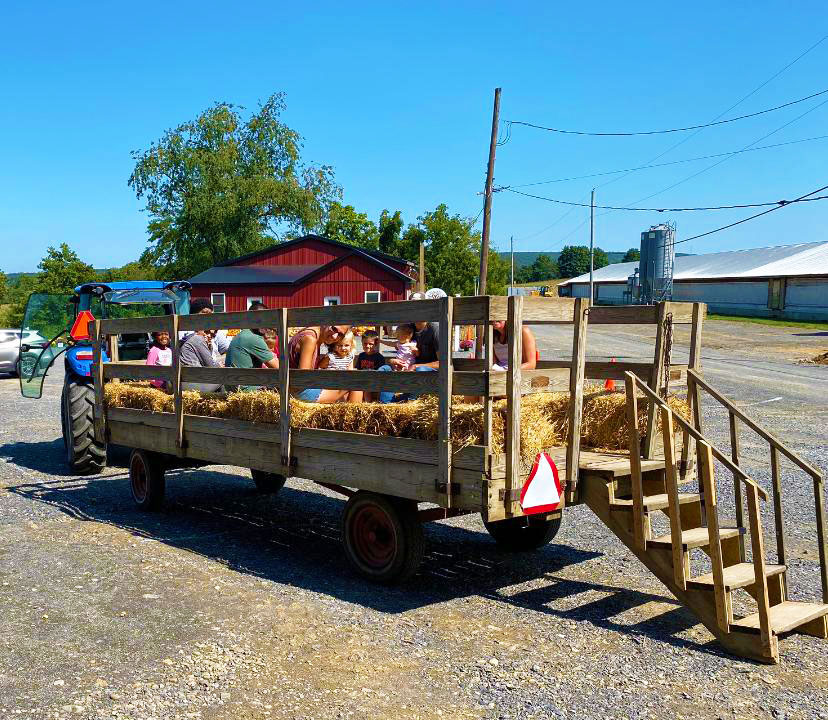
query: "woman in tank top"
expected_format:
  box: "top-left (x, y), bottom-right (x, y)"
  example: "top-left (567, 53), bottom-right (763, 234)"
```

top-left (491, 320), bottom-right (538, 371)
top-left (288, 325), bottom-right (363, 403)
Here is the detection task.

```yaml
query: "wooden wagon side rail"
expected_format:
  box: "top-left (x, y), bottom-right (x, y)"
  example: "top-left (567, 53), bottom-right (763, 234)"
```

top-left (687, 368), bottom-right (828, 603)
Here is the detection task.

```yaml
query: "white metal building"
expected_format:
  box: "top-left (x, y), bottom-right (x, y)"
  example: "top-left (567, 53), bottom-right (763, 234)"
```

top-left (558, 241), bottom-right (828, 321)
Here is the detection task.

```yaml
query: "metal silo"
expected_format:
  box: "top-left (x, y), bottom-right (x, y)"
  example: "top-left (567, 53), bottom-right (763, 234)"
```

top-left (638, 223), bottom-right (675, 303)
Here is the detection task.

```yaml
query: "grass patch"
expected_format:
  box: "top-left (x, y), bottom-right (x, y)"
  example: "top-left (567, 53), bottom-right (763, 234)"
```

top-left (707, 314), bottom-right (828, 331)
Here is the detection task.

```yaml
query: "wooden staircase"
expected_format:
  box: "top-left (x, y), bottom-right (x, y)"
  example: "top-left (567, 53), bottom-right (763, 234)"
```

top-left (580, 371), bottom-right (828, 663)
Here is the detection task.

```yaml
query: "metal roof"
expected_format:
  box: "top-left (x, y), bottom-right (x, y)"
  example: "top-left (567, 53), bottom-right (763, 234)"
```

top-left (560, 241), bottom-right (828, 285)
top-left (74, 281), bottom-right (188, 293)
top-left (189, 265), bottom-right (321, 285)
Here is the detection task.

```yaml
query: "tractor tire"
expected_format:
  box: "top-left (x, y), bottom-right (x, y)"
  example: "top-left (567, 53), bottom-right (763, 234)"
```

top-left (129, 448), bottom-right (166, 511)
top-left (342, 492), bottom-right (424, 584)
top-left (483, 514), bottom-right (562, 552)
top-left (250, 469), bottom-right (287, 495)
top-left (61, 378), bottom-right (106, 475)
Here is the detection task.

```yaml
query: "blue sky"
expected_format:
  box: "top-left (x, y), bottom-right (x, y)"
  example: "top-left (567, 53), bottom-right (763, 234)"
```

top-left (1, 2), bottom-right (826, 273)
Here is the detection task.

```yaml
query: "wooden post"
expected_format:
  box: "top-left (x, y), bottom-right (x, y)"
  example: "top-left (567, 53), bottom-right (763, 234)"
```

top-left (171, 314), bottom-right (185, 454)
top-left (278, 308), bottom-right (291, 469)
top-left (699, 441), bottom-right (730, 632)
top-left (565, 297), bottom-right (588, 502)
top-left (643, 301), bottom-right (668, 458)
top-left (680, 302), bottom-right (704, 481)
top-left (91, 319), bottom-right (105, 444)
top-left (504, 295), bottom-right (523, 515)
top-left (661, 406), bottom-right (686, 589)
top-left (482, 300), bottom-right (493, 451)
top-left (438, 297), bottom-right (454, 508)
top-left (418, 241), bottom-right (425, 294)
top-left (770, 446), bottom-right (787, 573)
top-left (746, 482), bottom-right (776, 658)
top-left (729, 412), bottom-right (746, 561)
top-left (625, 373), bottom-right (646, 551)
top-left (813, 473), bottom-right (828, 602)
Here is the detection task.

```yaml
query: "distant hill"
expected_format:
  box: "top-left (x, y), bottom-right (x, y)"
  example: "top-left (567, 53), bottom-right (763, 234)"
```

top-left (500, 251), bottom-right (693, 270)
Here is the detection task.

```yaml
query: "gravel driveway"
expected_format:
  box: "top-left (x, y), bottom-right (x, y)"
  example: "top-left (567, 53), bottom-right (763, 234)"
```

top-left (0, 318), bottom-right (826, 719)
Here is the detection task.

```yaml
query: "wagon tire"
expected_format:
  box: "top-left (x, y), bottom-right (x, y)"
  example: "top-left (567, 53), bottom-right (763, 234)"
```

top-left (342, 492), bottom-right (424, 584)
top-left (129, 448), bottom-right (166, 511)
top-left (483, 514), bottom-right (562, 552)
top-left (61, 378), bottom-right (106, 475)
top-left (250, 469), bottom-right (286, 495)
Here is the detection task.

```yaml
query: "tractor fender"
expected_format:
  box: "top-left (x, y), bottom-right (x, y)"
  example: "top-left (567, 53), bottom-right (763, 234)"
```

top-left (64, 345), bottom-right (108, 379)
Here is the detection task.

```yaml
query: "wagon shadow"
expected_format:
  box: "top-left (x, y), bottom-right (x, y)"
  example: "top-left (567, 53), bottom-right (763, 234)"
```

top-left (5, 458), bottom-right (712, 656)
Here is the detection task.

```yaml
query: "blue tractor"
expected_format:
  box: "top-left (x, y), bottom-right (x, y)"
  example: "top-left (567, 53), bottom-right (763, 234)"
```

top-left (19, 281), bottom-right (190, 474)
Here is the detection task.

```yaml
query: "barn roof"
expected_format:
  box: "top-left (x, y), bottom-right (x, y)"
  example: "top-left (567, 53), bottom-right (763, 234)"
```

top-left (560, 241), bottom-right (828, 285)
top-left (190, 265), bottom-right (321, 285)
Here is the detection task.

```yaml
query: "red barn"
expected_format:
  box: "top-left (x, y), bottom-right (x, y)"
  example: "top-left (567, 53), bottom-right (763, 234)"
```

top-left (189, 235), bottom-right (415, 312)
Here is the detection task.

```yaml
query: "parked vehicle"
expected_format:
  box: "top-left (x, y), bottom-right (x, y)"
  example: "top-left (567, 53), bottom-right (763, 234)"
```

top-left (0, 329), bottom-right (57, 377)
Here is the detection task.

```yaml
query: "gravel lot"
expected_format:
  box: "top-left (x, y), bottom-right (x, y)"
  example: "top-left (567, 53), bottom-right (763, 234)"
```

top-left (0, 318), bottom-right (826, 719)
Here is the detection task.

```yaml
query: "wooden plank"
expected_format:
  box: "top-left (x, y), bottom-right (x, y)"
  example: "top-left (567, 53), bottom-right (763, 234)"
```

top-left (277, 307), bottom-right (291, 468)
top-left (643, 302), bottom-right (668, 458)
top-left (565, 297), bottom-right (588, 499)
top-left (182, 366), bottom-right (281, 388)
top-left (661, 406), bottom-right (686, 590)
top-left (625, 373), bottom-right (646, 551)
top-left (505, 296), bottom-right (523, 514)
top-left (770, 446), bottom-right (787, 573)
top-left (730, 412), bottom-right (746, 562)
top-left (487, 368), bottom-right (570, 396)
top-left (680, 303), bottom-right (705, 484)
top-left (699, 441), bottom-right (731, 632)
top-left (515, 296), bottom-right (576, 324)
top-left (452, 296), bottom-right (489, 325)
top-left (106, 407), bottom-right (176, 427)
top-left (100, 315), bottom-right (171, 335)
top-left (815, 475), bottom-right (828, 602)
top-left (289, 298), bottom-right (445, 327)
top-left (589, 305), bottom-right (658, 325)
top-left (482, 310), bottom-right (493, 452)
top-left (169, 315), bottom-right (184, 452)
top-left (91, 319), bottom-right (105, 444)
top-left (438, 297), bottom-right (454, 508)
top-left (537, 360), bottom-right (686, 382)
top-left (742, 487), bottom-right (772, 658)
top-left (103, 363), bottom-right (175, 382)
top-left (179, 308), bottom-right (284, 333)
top-left (687, 369), bottom-right (822, 479)
top-left (290, 368), bottom-right (440, 393)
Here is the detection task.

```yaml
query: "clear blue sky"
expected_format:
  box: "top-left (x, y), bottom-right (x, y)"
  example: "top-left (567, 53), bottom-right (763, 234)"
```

top-left (1, 2), bottom-right (826, 273)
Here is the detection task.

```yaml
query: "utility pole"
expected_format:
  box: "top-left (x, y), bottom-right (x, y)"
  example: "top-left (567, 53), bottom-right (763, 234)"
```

top-left (589, 188), bottom-right (595, 304)
top-left (476, 87), bottom-right (501, 359)
top-left (509, 235), bottom-right (514, 295)
top-left (477, 87), bottom-right (501, 297)
top-left (418, 240), bottom-right (425, 293)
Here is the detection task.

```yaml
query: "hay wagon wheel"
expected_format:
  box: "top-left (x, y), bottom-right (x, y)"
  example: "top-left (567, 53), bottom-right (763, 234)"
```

top-left (250, 469), bottom-right (287, 495)
top-left (483, 514), bottom-right (562, 552)
top-left (342, 491), bottom-right (424, 584)
top-left (129, 448), bottom-right (166, 511)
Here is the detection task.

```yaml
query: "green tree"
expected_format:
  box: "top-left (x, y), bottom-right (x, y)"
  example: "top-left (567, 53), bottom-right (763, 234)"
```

top-left (99, 260), bottom-right (160, 282)
top-left (528, 254), bottom-right (558, 282)
top-left (377, 209), bottom-right (404, 255)
top-left (557, 245), bottom-right (590, 278)
top-left (321, 202), bottom-right (379, 249)
top-left (35, 244), bottom-right (97, 293)
top-left (0, 270), bottom-right (7, 305)
top-left (593, 247), bottom-right (609, 270)
top-left (622, 247), bottom-right (641, 262)
top-left (130, 93), bottom-right (340, 278)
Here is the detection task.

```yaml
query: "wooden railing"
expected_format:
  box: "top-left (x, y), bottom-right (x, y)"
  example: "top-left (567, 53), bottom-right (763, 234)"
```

top-left (687, 369), bottom-right (828, 603)
top-left (625, 371), bottom-right (774, 653)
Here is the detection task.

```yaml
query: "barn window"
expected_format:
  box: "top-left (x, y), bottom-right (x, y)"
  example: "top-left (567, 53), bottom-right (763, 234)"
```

top-left (323, 296), bottom-right (341, 306)
top-left (246, 296), bottom-right (263, 310)
top-left (364, 290), bottom-right (381, 303)
top-left (211, 293), bottom-right (225, 313)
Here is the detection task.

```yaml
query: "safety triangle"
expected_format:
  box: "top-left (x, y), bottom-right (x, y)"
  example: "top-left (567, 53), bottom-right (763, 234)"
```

top-left (519, 452), bottom-right (563, 514)
top-left (70, 310), bottom-right (95, 341)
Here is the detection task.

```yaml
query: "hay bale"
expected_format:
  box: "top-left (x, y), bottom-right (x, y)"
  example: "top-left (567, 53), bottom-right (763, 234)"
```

top-left (104, 382), bottom-right (689, 462)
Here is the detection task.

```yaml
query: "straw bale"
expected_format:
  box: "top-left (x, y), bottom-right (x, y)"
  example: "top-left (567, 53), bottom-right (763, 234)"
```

top-left (104, 382), bottom-right (689, 462)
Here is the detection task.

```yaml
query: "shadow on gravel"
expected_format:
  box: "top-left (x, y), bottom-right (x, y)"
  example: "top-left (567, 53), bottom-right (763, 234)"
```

top-left (6, 463), bottom-right (712, 655)
top-left (0, 439), bottom-right (133, 476)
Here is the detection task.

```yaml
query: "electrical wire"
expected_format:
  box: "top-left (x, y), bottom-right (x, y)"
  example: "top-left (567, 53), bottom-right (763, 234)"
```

top-left (506, 88), bottom-right (828, 137)
top-left (499, 134), bottom-right (828, 189)
top-left (504, 187), bottom-right (828, 212)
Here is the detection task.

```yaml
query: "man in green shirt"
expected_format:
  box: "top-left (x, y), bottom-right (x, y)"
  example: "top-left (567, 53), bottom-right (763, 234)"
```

top-left (226, 327), bottom-right (279, 391)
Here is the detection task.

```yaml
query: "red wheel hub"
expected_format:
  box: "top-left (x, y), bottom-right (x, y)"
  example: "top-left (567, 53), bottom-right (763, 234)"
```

top-left (349, 505), bottom-right (397, 570)
top-left (131, 454), bottom-right (148, 502)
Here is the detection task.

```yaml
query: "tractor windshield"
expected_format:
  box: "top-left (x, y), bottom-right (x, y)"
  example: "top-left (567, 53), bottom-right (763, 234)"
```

top-left (19, 293), bottom-right (73, 399)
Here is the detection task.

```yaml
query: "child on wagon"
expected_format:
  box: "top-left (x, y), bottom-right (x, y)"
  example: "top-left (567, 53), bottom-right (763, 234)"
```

top-left (318, 330), bottom-right (356, 370)
top-left (380, 323), bottom-right (418, 371)
top-left (145, 330), bottom-right (172, 389)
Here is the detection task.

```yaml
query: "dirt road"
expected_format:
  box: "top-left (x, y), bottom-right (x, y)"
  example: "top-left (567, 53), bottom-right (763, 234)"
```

top-left (1, 318), bottom-right (827, 719)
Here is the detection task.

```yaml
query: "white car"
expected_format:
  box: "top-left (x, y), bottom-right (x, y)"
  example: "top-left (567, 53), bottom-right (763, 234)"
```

top-left (0, 329), bottom-right (50, 376)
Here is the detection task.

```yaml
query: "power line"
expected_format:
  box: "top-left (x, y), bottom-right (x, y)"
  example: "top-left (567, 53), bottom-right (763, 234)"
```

top-left (500, 134), bottom-right (828, 188)
top-left (504, 187), bottom-right (828, 212)
top-left (507, 88), bottom-right (828, 137)
top-left (670, 184), bottom-right (828, 246)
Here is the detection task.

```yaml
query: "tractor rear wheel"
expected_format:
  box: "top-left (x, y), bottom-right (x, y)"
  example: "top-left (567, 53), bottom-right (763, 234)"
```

top-left (129, 449), bottom-right (166, 511)
top-left (61, 378), bottom-right (106, 475)
top-left (483, 514), bottom-right (562, 552)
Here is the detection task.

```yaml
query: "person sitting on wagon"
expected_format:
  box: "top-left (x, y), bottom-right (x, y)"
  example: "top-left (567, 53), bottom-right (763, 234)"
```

top-left (145, 330), bottom-right (172, 389)
top-left (355, 330), bottom-right (388, 371)
top-left (179, 329), bottom-right (223, 392)
top-left (181, 298), bottom-right (230, 364)
top-left (225, 301), bottom-right (280, 391)
top-left (318, 330), bottom-right (356, 370)
top-left (288, 324), bottom-right (362, 404)
top-left (378, 323), bottom-right (418, 371)
top-left (491, 319), bottom-right (538, 371)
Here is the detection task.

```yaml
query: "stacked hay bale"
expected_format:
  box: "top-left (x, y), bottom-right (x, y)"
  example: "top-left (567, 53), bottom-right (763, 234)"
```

top-left (105, 382), bottom-right (689, 461)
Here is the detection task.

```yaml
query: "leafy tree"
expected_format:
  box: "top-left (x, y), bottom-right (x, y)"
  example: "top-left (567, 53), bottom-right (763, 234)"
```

top-left (2, 274), bottom-right (37, 328)
top-left (130, 93), bottom-right (340, 278)
top-left (377, 209), bottom-right (404, 255)
top-left (35, 244), bottom-right (97, 293)
top-left (321, 202), bottom-right (379, 249)
top-left (622, 247), bottom-right (641, 263)
top-left (557, 245), bottom-right (609, 277)
top-left (593, 247), bottom-right (609, 270)
top-left (528, 254), bottom-right (558, 282)
top-left (0, 270), bottom-right (7, 305)
top-left (99, 260), bottom-right (160, 282)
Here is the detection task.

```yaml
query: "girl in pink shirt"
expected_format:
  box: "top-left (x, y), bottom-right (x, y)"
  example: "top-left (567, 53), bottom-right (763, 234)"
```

top-left (145, 330), bottom-right (173, 389)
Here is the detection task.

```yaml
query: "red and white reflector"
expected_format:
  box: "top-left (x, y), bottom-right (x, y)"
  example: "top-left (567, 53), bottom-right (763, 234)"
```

top-left (70, 310), bottom-right (95, 341)
top-left (519, 452), bottom-right (563, 515)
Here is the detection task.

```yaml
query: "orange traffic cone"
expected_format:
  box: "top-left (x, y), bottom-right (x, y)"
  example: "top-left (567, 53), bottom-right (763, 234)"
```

top-left (604, 358), bottom-right (617, 391)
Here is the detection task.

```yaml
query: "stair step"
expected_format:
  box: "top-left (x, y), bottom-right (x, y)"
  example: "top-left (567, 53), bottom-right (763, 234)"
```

top-left (731, 601), bottom-right (828, 634)
top-left (687, 563), bottom-right (786, 591)
top-left (649, 525), bottom-right (744, 550)
top-left (610, 492), bottom-right (700, 512)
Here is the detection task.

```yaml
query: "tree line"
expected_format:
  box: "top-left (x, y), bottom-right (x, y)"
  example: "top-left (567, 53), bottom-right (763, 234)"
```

top-left (513, 246), bottom-right (640, 284)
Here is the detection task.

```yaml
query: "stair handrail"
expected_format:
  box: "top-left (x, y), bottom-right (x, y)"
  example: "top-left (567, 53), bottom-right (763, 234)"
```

top-left (687, 369), bottom-right (828, 604)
